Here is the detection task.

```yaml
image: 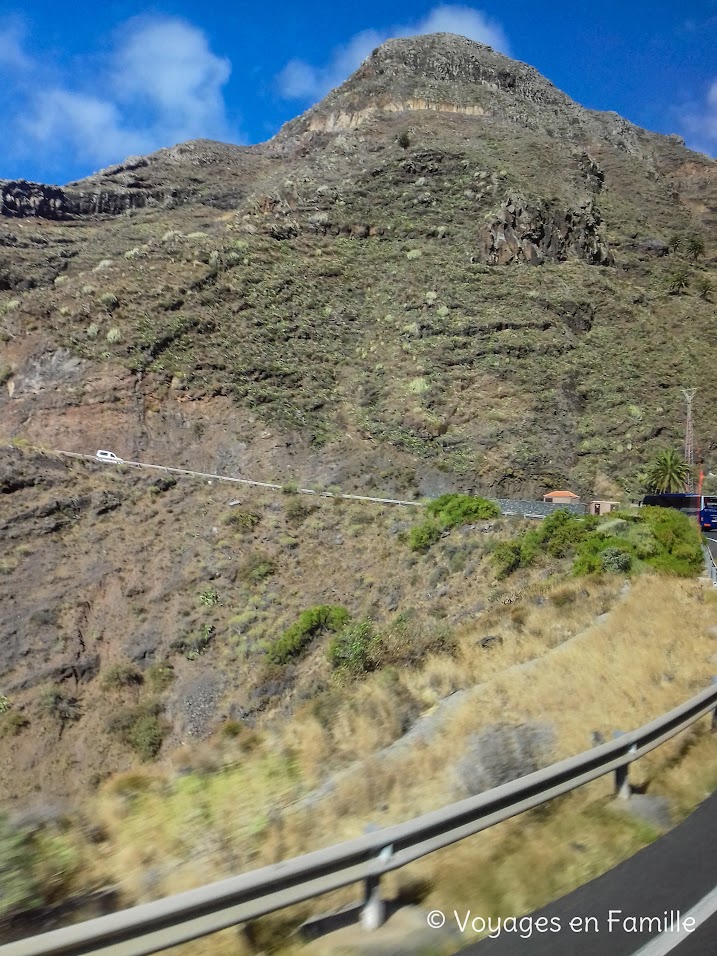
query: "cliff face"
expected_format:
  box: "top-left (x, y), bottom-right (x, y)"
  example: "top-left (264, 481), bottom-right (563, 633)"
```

top-left (0, 179), bottom-right (181, 220)
top-left (479, 196), bottom-right (613, 266)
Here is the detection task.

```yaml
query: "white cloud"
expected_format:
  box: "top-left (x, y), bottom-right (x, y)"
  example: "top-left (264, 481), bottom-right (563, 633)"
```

top-left (8, 16), bottom-right (238, 174)
top-left (0, 17), bottom-right (31, 72)
top-left (277, 4), bottom-right (510, 101)
top-left (110, 18), bottom-right (232, 143)
top-left (679, 79), bottom-right (717, 154)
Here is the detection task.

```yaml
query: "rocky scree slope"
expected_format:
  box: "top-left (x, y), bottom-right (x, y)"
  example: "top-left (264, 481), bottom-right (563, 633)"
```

top-left (0, 34), bottom-right (716, 498)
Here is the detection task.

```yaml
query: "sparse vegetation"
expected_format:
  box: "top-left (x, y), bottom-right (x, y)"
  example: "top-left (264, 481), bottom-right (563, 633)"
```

top-left (100, 662), bottom-right (144, 690)
top-left (239, 552), bottom-right (277, 583)
top-left (224, 509), bottom-right (261, 532)
top-left (172, 622), bottom-right (215, 658)
top-left (145, 662), bottom-right (175, 692)
top-left (36, 686), bottom-right (81, 723)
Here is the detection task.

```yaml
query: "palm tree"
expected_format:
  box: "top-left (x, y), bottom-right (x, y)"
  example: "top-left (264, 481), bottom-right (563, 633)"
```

top-left (645, 449), bottom-right (692, 494)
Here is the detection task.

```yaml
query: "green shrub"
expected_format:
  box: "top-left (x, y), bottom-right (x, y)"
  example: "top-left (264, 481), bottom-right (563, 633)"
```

top-left (327, 621), bottom-right (377, 674)
top-left (150, 475), bottom-right (177, 494)
top-left (268, 605), bottom-right (350, 665)
top-left (640, 507), bottom-right (702, 575)
top-left (426, 493), bottom-right (501, 529)
top-left (0, 695), bottom-right (10, 714)
top-left (0, 711), bottom-right (28, 738)
top-left (409, 520), bottom-right (441, 552)
top-left (219, 719), bottom-right (243, 738)
top-left (285, 497), bottom-right (317, 525)
top-left (100, 662), bottom-right (144, 690)
top-left (145, 662), bottom-right (175, 692)
top-left (373, 615), bottom-right (457, 668)
top-left (601, 548), bottom-right (632, 573)
top-left (572, 508), bottom-right (701, 577)
top-left (172, 623), bottom-right (215, 659)
top-left (107, 701), bottom-right (168, 761)
top-left (240, 552), bottom-right (277, 583)
top-left (37, 686), bottom-right (81, 723)
top-left (224, 509), bottom-right (261, 532)
top-left (491, 541), bottom-right (524, 579)
top-left (199, 586), bottom-right (219, 607)
top-left (533, 509), bottom-right (596, 558)
top-left (0, 815), bottom-right (37, 917)
top-left (106, 327), bottom-right (122, 344)
top-left (0, 365), bottom-right (13, 386)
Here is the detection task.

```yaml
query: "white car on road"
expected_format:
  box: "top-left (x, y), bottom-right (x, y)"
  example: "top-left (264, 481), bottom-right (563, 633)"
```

top-left (95, 449), bottom-right (124, 464)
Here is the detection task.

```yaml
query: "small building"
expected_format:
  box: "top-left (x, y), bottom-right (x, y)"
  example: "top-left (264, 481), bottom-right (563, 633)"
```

top-left (543, 490), bottom-right (581, 504)
top-left (589, 500), bottom-right (621, 516)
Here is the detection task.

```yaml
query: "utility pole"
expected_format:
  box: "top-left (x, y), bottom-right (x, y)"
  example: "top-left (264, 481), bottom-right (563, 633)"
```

top-left (682, 388), bottom-right (697, 492)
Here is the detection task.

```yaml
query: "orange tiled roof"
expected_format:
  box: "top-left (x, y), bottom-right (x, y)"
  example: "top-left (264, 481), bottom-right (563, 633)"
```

top-left (544, 490), bottom-right (580, 498)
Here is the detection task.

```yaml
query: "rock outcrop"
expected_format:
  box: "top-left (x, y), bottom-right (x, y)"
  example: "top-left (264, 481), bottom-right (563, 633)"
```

top-left (0, 179), bottom-right (185, 221)
top-left (478, 195), bottom-right (612, 265)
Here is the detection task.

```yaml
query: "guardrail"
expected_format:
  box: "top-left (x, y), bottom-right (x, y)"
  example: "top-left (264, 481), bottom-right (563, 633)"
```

top-left (55, 452), bottom-right (424, 508)
top-left (4, 681), bottom-right (717, 956)
top-left (53, 452), bottom-right (571, 518)
top-left (703, 543), bottom-right (717, 586)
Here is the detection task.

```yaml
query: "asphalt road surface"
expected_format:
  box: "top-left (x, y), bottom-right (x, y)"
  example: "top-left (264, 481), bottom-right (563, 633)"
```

top-left (705, 533), bottom-right (717, 564)
top-left (461, 792), bottom-right (717, 956)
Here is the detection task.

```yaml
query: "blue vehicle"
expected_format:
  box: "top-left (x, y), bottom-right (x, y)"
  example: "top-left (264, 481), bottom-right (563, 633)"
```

top-left (641, 493), bottom-right (717, 531)
top-left (700, 496), bottom-right (717, 531)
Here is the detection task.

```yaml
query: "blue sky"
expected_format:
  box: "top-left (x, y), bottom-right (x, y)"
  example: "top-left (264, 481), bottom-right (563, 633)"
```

top-left (1, 1), bottom-right (717, 184)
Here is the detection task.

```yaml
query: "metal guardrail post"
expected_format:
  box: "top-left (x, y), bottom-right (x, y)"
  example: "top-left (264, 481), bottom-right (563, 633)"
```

top-left (360, 830), bottom-right (391, 931)
top-left (712, 678), bottom-right (717, 732)
top-left (612, 731), bottom-right (631, 799)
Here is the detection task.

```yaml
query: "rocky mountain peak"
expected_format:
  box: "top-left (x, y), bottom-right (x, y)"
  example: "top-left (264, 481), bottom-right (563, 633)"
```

top-left (273, 32), bottom-right (646, 155)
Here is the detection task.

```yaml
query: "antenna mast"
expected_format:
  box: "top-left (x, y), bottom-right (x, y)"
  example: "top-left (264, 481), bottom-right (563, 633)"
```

top-left (682, 388), bottom-right (697, 492)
